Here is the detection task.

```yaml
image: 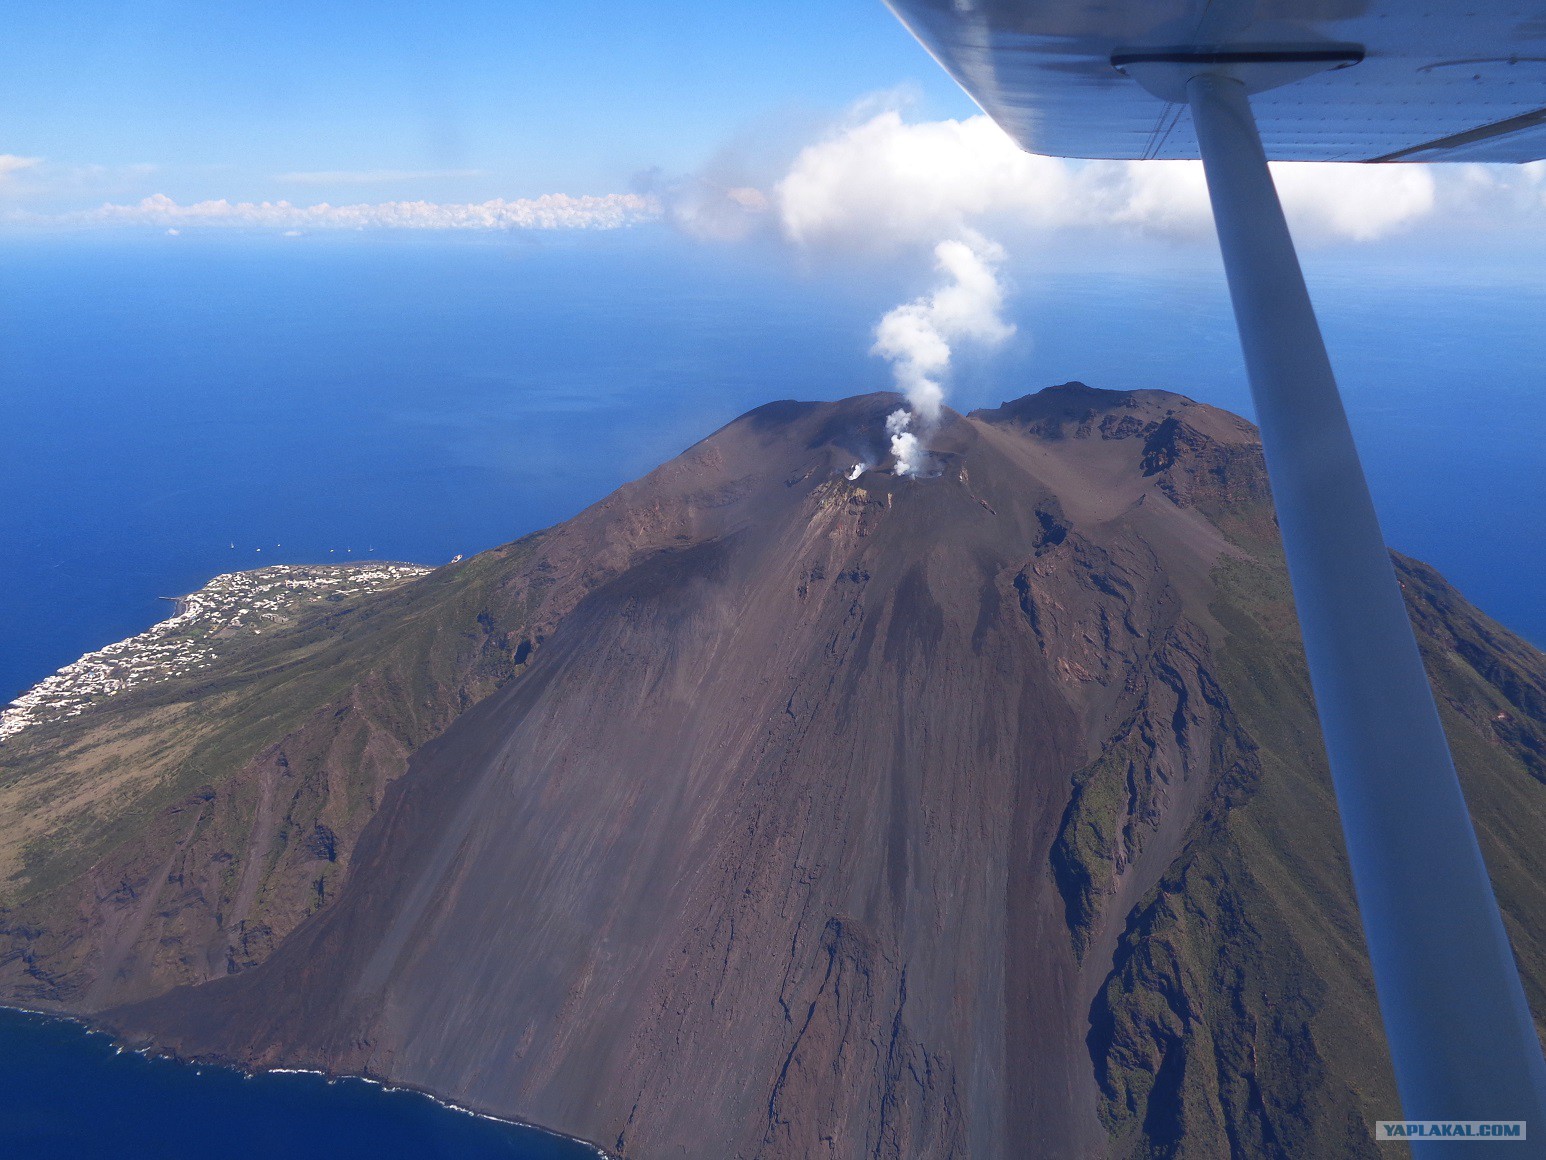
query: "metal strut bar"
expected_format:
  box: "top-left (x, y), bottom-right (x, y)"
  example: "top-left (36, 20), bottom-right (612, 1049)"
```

top-left (1186, 71), bottom-right (1546, 1149)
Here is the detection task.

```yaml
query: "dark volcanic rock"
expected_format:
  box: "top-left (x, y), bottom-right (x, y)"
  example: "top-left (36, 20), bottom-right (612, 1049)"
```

top-left (7, 385), bottom-right (1546, 1159)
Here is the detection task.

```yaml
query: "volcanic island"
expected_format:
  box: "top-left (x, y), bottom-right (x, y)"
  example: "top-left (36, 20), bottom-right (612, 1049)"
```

top-left (3, 384), bottom-right (1544, 1159)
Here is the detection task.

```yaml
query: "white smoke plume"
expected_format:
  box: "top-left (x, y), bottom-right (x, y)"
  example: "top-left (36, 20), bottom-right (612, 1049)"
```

top-left (872, 231), bottom-right (1015, 476)
top-left (885, 409), bottom-right (927, 478)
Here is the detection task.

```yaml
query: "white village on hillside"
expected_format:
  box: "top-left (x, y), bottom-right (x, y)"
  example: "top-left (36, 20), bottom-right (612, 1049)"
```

top-left (0, 563), bottom-right (431, 742)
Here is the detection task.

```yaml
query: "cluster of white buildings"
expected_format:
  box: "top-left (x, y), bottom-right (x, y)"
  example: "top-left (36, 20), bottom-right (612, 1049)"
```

top-left (0, 563), bottom-right (431, 742)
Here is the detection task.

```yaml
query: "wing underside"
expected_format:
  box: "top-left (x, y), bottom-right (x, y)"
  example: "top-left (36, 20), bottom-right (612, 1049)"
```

top-left (886, 0), bottom-right (1546, 162)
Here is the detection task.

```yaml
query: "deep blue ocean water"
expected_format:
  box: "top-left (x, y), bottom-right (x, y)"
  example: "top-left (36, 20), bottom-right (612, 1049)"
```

top-left (0, 1007), bottom-right (597, 1159)
top-left (3, 228), bottom-right (1541, 712)
top-left (0, 226), bottom-right (1542, 1151)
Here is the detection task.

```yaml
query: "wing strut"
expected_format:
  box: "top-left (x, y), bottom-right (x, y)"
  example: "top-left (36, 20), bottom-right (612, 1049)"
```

top-left (1187, 72), bottom-right (1546, 1140)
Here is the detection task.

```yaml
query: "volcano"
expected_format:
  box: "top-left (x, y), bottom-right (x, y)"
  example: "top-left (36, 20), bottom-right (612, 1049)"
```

top-left (5, 385), bottom-right (1545, 1158)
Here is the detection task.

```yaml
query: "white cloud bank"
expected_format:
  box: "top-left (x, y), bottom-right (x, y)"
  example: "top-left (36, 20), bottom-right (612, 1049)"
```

top-left (32, 191), bottom-right (661, 231)
top-left (0, 155), bottom-right (42, 183)
top-left (775, 109), bottom-right (1440, 250)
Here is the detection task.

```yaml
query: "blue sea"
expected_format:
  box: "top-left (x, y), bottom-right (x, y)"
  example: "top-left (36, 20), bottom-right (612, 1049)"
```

top-left (1, 225), bottom-right (1543, 1152)
top-left (0, 1007), bottom-right (597, 1159)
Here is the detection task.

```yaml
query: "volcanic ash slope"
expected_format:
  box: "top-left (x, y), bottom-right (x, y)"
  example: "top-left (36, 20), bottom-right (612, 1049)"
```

top-left (10, 385), bottom-right (1546, 1159)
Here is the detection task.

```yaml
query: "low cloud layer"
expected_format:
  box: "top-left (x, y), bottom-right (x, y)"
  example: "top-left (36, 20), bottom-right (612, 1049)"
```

top-left (775, 109), bottom-right (1442, 250)
top-left (36, 191), bottom-right (661, 231)
top-left (9, 103), bottom-right (1546, 243)
top-left (0, 155), bottom-right (42, 184)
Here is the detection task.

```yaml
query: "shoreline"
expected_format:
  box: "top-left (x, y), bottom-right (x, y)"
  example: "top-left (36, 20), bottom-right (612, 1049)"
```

top-left (157, 593), bottom-right (191, 617)
top-left (0, 1002), bottom-right (613, 1158)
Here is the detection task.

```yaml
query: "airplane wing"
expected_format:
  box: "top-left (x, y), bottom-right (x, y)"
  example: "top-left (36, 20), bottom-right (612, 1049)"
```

top-left (883, 0), bottom-right (1546, 1142)
top-left (886, 0), bottom-right (1546, 161)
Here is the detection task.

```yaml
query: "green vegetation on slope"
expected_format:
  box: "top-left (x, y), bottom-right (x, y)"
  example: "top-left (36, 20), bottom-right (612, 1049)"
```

top-left (3, 541), bottom-right (540, 902)
top-left (0, 538), bottom-right (561, 1003)
top-left (1088, 551), bottom-right (1546, 1158)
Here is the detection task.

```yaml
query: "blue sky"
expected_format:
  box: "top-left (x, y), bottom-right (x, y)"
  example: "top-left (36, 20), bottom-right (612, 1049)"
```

top-left (1, 4), bottom-right (1544, 654)
top-left (0, 1), bottom-right (975, 208)
top-left (4, 1), bottom-right (1544, 263)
